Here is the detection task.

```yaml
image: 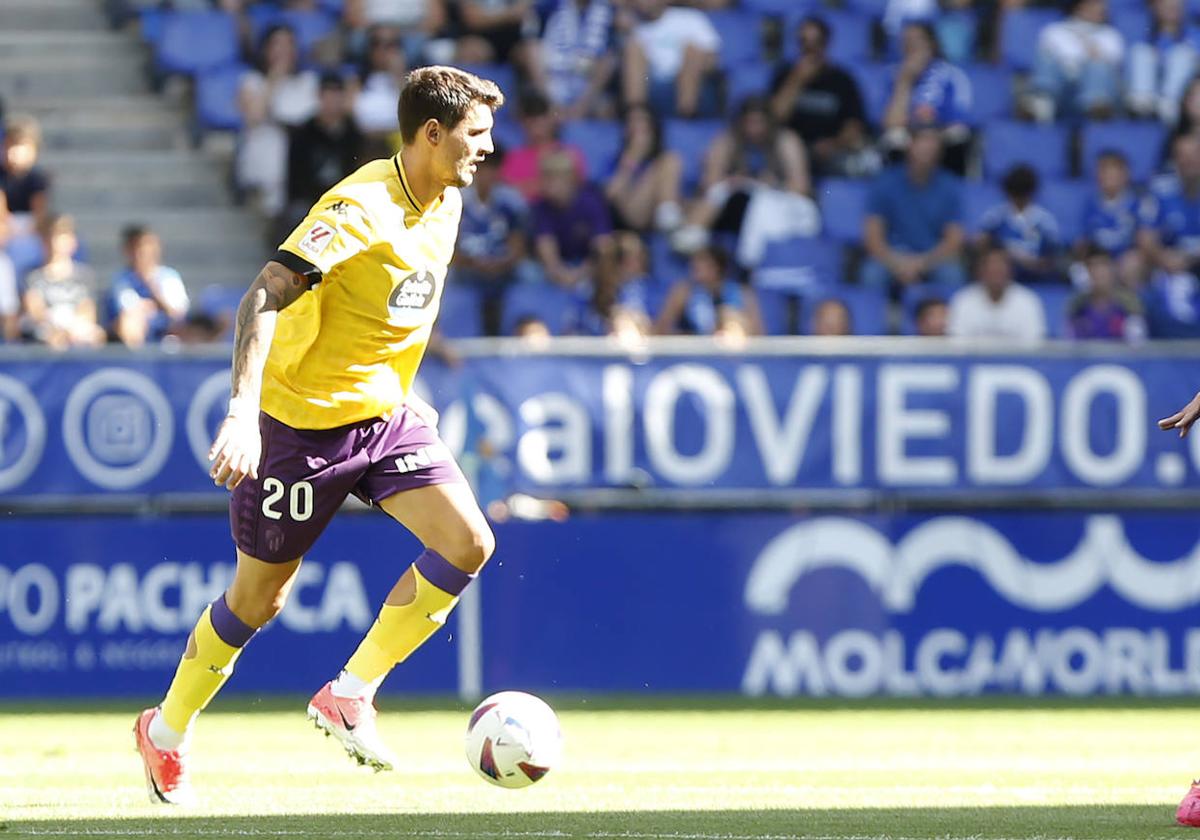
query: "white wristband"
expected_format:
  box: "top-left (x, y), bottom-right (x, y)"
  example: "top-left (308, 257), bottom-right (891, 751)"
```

top-left (227, 396), bottom-right (258, 419)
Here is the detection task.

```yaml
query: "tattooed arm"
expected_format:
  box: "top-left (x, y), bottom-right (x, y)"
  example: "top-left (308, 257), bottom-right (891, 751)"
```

top-left (208, 261), bottom-right (310, 489)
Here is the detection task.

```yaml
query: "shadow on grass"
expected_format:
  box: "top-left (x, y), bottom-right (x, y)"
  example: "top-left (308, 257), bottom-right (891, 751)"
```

top-left (0, 805), bottom-right (1185, 840)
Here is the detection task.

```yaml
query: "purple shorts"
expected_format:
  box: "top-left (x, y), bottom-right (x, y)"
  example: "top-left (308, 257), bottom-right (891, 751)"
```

top-left (230, 408), bottom-right (465, 563)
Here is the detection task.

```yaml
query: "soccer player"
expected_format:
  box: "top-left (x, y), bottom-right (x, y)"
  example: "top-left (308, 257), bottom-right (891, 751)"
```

top-left (133, 66), bottom-right (503, 805)
top-left (1159, 395), bottom-right (1200, 826)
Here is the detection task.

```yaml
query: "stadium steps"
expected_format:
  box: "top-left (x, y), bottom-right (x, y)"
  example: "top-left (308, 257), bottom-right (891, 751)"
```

top-left (5, 1), bottom-right (268, 300)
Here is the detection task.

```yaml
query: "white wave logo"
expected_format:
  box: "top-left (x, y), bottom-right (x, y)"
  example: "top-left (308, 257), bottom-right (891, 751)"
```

top-left (745, 515), bottom-right (1200, 615)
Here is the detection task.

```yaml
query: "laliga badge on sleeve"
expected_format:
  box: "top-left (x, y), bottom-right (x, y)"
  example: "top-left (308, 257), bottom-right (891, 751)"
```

top-left (298, 221), bottom-right (335, 259)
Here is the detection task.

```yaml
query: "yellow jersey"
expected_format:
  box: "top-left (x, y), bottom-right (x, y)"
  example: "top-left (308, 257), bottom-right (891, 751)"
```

top-left (262, 154), bottom-right (461, 430)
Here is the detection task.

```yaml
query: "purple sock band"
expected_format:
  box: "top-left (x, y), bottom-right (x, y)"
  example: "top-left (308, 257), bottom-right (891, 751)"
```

top-left (209, 594), bottom-right (257, 648)
top-left (414, 549), bottom-right (475, 596)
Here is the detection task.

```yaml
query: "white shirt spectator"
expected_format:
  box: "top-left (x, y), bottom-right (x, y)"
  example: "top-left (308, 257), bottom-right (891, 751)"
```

top-left (0, 251), bottom-right (17, 321)
top-left (364, 0), bottom-right (428, 26)
top-left (948, 282), bottom-right (1047, 342)
top-left (355, 72), bottom-right (401, 132)
top-left (1037, 19), bottom-right (1124, 80)
top-left (241, 70), bottom-right (320, 127)
top-left (634, 8), bottom-right (719, 82)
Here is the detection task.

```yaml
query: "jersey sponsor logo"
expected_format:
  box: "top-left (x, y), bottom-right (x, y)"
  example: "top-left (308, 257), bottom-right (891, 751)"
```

top-left (297, 221), bottom-right (336, 259)
top-left (387, 269), bottom-right (436, 314)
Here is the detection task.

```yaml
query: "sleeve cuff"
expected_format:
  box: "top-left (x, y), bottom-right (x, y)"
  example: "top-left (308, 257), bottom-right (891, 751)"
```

top-left (272, 249), bottom-right (322, 285)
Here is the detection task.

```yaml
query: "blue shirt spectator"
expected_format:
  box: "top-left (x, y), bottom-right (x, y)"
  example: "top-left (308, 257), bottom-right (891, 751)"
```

top-left (108, 226), bottom-right (189, 347)
top-left (868, 165), bottom-right (963, 253)
top-left (904, 58), bottom-right (972, 127)
top-left (1139, 135), bottom-right (1200, 279)
top-left (979, 164), bottom-right (1061, 282)
top-left (454, 151), bottom-right (529, 281)
top-left (540, 0), bottom-right (616, 117)
top-left (654, 246), bottom-right (760, 337)
top-left (1084, 189), bottom-right (1140, 256)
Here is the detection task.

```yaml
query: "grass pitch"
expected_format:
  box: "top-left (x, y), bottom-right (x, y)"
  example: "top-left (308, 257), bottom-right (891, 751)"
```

top-left (0, 697), bottom-right (1193, 840)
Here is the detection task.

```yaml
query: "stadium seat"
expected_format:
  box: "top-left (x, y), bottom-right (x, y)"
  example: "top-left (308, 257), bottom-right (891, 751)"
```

top-left (1038, 179), bottom-right (1089, 245)
top-left (501, 282), bottom-right (582, 336)
top-left (786, 10), bottom-right (872, 64)
top-left (753, 286), bottom-right (798, 335)
top-left (663, 119), bottom-right (725, 190)
top-left (998, 8), bottom-right (1061, 72)
top-left (962, 180), bottom-right (1005, 235)
top-left (848, 63), bottom-right (892, 128)
top-left (198, 284), bottom-right (246, 323)
top-left (560, 120), bottom-right (622, 184)
top-left (1111, 7), bottom-right (1150, 43)
top-left (247, 8), bottom-right (337, 59)
top-left (817, 179), bottom-right (870, 244)
top-left (754, 236), bottom-right (844, 293)
top-left (648, 234), bottom-right (688, 287)
top-left (1080, 121), bottom-right (1167, 185)
top-left (964, 64), bottom-right (1013, 123)
top-left (195, 64), bottom-right (248, 132)
top-left (725, 62), bottom-right (773, 114)
top-left (459, 62), bottom-right (518, 104)
top-left (745, 0), bottom-right (816, 14)
top-left (138, 7), bottom-right (166, 46)
top-left (709, 9), bottom-right (764, 71)
top-left (438, 283), bottom-right (484, 339)
top-left (983, 121), bottom-right (1069, 182)
top-left (492, 110), bottom-right (524, 152)
top-left (1034, 284), bottom-right (1073, 339)
top-left (156, 10), bottom-right (239, 76)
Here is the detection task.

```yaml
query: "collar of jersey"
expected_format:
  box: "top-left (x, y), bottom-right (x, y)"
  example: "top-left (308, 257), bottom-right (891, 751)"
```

top-left (393, 153), bottom-right (441, 220)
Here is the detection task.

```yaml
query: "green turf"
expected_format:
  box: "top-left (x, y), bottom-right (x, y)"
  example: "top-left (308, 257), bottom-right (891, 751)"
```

top-left (0, 699), bottom-right (1193, 840)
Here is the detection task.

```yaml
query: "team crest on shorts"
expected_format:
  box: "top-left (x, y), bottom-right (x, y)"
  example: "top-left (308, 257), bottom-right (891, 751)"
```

top-left (298, 221), bottom-right (335, 258)
top-left (388, 269), bottom-right (436, 315)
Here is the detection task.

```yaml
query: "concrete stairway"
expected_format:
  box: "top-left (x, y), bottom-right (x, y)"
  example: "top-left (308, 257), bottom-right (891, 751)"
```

top-left (0, 0), bottom-right (268, 294)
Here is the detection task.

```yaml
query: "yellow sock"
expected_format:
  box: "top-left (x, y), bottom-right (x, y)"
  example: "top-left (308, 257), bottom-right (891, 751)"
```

top-left (160, 596), bottom-right (256, 733)
top-left (345, 550), bottom-right (474, 685)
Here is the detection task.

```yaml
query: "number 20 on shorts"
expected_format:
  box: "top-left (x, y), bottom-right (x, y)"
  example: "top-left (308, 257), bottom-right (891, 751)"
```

top-left (261, 478), bottom-right (314, 521)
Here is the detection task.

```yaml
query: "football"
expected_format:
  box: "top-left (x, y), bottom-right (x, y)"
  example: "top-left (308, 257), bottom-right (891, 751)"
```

top-left (464, 691), bottom-right (563, 788)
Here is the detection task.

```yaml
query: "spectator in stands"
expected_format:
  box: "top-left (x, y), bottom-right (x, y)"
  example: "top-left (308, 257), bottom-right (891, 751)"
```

top-left (862, 125), bottom-right (966, 290)
top-left (770, 16), bottom-right (871, 179)
top-left (453, 146), bottom-right (531, 335)
top-left (655, 245), bottom-right (761, 339)
top-left (353, 25), bottom-right (408, 140)
top-left (314, 0), bottom-right (372, 67)
top-left (603, 105), bottom-right (684, 233)
top-left (0, 114), bottom-right (50, 238)
top-left (284, 73), bottom-right (365, 230)
top-left (1128, 0), bottom-right (1197, 125)
top-left (108, 225), bottom-right (190, 348)
top-left (1174, 75), bottom-right (1200, 143)
top-left (947, 245), bottom-right (1046, 341)
top-left (978, 164), bottom-right (1062, 283)
top-left (881, 22), bottom-right (972, 176)
top-left (361, 0), bottom-right (447, 61)
top-left (1067, 246), bottom-right (1145, 340)
top-left (673, 96), bottom-right (812, 257)
top-left (572, 231), bottom-right (653, 339)
top-left (500, 90), bottom-right (587, 201)
top-left (237, 25), bottom-right (318, 215)
top-left (532, 150), bottom-right (613, 291)
top-left (622, 0), bottom-right (720, 119)
top-left (914, 295), bottom-right (948, 337)
top-left (530, 0), bottom-right (617, 120)
top-left (1139, 134), bottom-right (1200, 279)
top-left (810, 298), bottom-right (853, 336)
top-left (1024, 0), bottom-right (1123, 123)
top-left (456, 0), bottom-right (535, 70)
top-left (1080, 149), bottom-right (1144, 287)
top-left (513, 313), bottom-right (551, 342)
top-left (22, 215), bottom-right (104, 348)
top-left (0, 193), bottom-right (18, 342)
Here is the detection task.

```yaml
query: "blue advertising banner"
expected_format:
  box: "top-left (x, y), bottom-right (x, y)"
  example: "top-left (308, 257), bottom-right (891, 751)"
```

top-left (1, 511), bottom-right (1198, 698)
top-left (4, 341), bottom-right (1200, 499)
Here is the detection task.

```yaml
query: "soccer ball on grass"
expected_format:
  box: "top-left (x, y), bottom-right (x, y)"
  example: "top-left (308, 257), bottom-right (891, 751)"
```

top-left (464, 691), bottom-right (562, 788)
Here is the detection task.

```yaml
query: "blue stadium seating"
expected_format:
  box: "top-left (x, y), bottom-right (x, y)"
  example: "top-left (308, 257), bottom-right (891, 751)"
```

top-left (458, 63), bottom-right (518, 105)
top-left (983, 121), bottom-right (1069, 181)
top-left (663, 119), bottom-right (725, 190)
top-left (138, 7), bottom-right (166, 46)
top-left (196, 65), bottom-right (248, 132)
top-left (787, 10), bottom-right (873, 65)
top-left (1039, 178), bottom-right (1089, 245)
top-left (247, 7), bottom-right (337, 60)
top-left (725, 62), bottom-right (773, 114)
top-left (817, 179), bottom-right (870, 244)
top-left (709, 9), bottom-right (764, 71)
top-left (648, 234), bottom-right (688, 287)
top-left (492, 110), bottom-right (524, 153)
top-left (437, 283), bottom-right (484, 339)
top-left (998, 8), bottom-right (1061, 72)
top-left (1080, 121), bottom-right (1167, 185)
top-left (745, 0), bottom-right (816, 14)
top-left (755, 236), bottom-right (845, 293)
top-left (1034, 284), bottom-right (1073, 339)
top-left (964, 64), bottom-right (1013, 123)
top-left (1111, 7), bottom-right (1151, 43)
top-left (962, 180), bottom-right (1005, 235)
top-left (198, 284), bottom-right (246, 323)
top-left (560, 120), bottom-right (622, 183)
top-left (848, 63), bottom-right (891, 128)
top-left (156, 11), bottom-right (240, 76)
top-left (501, 282), bottom-right (582, 336)
top-left (753, 287), bottom-right (795, 335)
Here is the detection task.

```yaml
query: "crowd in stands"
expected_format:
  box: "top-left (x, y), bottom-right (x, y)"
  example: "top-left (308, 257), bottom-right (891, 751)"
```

top-left (16, 0), bottom-right (1200, 345)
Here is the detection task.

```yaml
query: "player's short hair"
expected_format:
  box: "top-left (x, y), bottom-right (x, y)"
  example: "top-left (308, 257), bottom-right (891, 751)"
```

top-left (397, 66), bottom-right (504, 144)
top-left (5, 113), bottom-right (41, 145)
